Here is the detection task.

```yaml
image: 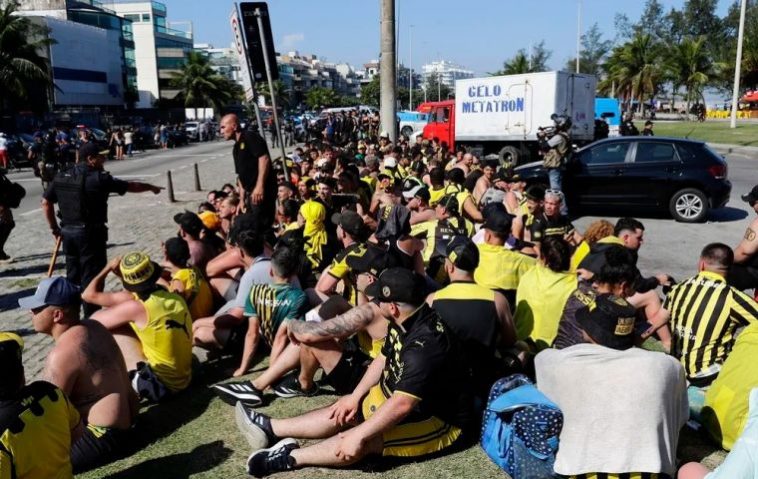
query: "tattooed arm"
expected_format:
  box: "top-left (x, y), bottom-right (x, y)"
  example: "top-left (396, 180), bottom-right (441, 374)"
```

top-left (734, 219), bottom-right (758, 264)
top-left (287, 303), bottom-right (378, 345)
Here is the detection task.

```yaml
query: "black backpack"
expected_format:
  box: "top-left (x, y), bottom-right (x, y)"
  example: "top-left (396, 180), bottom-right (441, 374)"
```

top-left (0, 174), bottom-right (26, 209)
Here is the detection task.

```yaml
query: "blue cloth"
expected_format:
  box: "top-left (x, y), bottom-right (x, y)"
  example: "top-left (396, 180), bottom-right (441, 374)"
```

top-left (705, 388), bottom-right (758, 479)
top-left (688, 384), bottom-right (709, 423)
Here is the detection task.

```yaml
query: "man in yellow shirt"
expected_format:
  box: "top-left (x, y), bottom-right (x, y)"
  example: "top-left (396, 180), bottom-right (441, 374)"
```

top-left (84, 252), bottom-right (193, 402)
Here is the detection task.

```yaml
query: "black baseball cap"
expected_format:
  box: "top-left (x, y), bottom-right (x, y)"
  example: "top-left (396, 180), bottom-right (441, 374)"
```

top-left (174, 211), bottom-right (204, 237)
top-left (525, 185), bottom-right (545, 201)
top-left (446, 235), bottom-right (479, 271)
top-left (365, 267), bottom-right (427, 306)
top-left (482, 204), bottom-right (512, 235)
top-left (576, 293), bottom-right (637, 350)
top-left (403, 185), bottom-right (430, 203)
top-left (331, 210), bottom-right (365, 238)
top-left (742, 185), bottom-right (758, 204)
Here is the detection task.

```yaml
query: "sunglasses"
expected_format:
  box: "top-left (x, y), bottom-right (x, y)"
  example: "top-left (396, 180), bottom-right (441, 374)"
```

top-left (31, 305), bottom-right (48, 315)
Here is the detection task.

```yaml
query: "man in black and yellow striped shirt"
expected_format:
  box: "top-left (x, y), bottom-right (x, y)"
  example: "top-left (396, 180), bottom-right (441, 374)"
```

top-left (665, 243), bottom-right (758, 386)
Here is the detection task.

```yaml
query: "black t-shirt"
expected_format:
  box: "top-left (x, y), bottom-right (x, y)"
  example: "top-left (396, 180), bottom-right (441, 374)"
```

top-left (233, 130), bottom-right (275, 193)
top-left (380, 304), bottom-right (473, 428)
top-left (43, 164), bottom-right (128, 225)
top-left (530, 213), bottom-right (575, 243)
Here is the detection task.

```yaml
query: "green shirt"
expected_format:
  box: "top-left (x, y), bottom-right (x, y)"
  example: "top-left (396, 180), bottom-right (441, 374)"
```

top-left (244, 283), bottom-right (308, 346)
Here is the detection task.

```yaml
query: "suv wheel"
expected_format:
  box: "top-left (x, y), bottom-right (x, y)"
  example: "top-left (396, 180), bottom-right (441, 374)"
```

top-left (669, 188), bottom-right (708, 223)
top-left (401, 126), bottom-right (413, 138)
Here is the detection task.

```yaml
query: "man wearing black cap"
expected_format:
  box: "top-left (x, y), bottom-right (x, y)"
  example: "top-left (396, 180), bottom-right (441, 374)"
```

top-left (314, 210), bottom-right (369, 305)
top-left (0, 332), bottom-right (84, 478)
top-left (239, 268), bottom-right (473, 476)
top-left (474, 204), bottom-right (536, 306)
top-left (536, 293), bottom-right (688, 479)
top-left (428, 236), bottom-right (515, 398)
top-left (18, 277), bottom-right (136, 473)
top-left (730, 185), bottom-right (758, 291)
top-left (404, 184), bottom-right (435, 225)
top-left (41, 142), bottom-right (163, 315)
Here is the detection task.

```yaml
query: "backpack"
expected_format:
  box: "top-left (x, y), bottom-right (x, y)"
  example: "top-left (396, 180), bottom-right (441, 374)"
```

top-left (480, 374), bottom-right (563, 479)
top-left (0, 174), bottom-right (26, 209)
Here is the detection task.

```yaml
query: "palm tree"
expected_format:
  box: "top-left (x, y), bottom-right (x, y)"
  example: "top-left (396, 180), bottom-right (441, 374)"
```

top-left (170, 51), bottom-right (234, 119)
top-left (257, 79), bottom-right (290, 110)
top-left (0, 2), bottom-right (53, 118)
top-left (599, 33), bottom-right (663, 113)
top-left (667, 36), bottom-right (720, 119)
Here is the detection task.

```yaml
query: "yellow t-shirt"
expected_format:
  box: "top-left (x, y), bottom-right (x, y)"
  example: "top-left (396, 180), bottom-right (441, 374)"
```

top-left (514, 264), bottom-right (578, 350)
top-left (171, 267), bottom-right (213, 319)
top-left (131, 290), bottom-right (193, 392)
top-left (570, 236), bottom-right (625, 272)
top-left (474, 243), bottom-right (536, 291)
top-left (0, 382), bottom-right (80, 479)
top-left (428, 186), bottom-right (447, 207)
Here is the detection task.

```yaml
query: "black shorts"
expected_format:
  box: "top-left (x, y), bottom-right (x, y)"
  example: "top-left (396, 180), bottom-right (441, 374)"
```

top-left (129, 362), bottom-right (169, 403)
top-left (324, 341), bottom-right (372, 395)
top-left (223, 320), bottom-right (250, 357)
top-left (71, 423), bottom-right (132, 474)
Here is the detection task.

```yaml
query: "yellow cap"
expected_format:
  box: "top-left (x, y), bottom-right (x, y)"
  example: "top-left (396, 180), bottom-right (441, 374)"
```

top-left (0, 332), bottom-right (24, 351)
top-left (119, 252), bottom-right (156, 287)
top-left (198, 211), bottom-right (221, 231)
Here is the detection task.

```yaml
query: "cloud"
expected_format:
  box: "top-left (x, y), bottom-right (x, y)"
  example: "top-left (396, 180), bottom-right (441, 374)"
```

top-left (280, 33), bottom-right (305, 51)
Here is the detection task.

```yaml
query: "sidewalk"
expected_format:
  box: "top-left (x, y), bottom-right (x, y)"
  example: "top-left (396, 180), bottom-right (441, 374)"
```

top-left (0, 152), bottom-right (237, 379)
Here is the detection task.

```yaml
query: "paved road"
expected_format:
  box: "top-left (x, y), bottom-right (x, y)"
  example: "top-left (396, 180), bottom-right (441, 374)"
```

top-left (6, 140), bottom-right (234, 215)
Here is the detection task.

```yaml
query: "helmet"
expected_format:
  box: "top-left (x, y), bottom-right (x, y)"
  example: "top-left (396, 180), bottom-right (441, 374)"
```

top-left (553, 114), bottom-right (572, 131)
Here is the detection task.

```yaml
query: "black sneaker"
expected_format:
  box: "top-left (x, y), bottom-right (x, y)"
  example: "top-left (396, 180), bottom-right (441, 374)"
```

top-left (211, 381), bottom-right (263, 407)
top-left (235, 402), bottom-right (278, 450)
top-left (246, 438), bottom-right (299, 478)
top-left (272, 372), bottom-right (319, 398)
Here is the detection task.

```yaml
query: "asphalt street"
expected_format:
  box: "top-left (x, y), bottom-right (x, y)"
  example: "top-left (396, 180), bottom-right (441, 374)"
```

top-left (6, 139), bottom-right (234, 215)
top-left (5, 140), bottom-right (758, 283)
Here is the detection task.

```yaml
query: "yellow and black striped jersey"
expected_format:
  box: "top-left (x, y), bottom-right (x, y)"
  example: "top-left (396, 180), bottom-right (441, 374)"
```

top-left (664, 270), bottom-right (758, 379)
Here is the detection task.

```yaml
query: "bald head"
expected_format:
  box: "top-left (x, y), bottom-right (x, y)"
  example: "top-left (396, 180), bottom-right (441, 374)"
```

top-left (220, 114), bottom-right (240, 140)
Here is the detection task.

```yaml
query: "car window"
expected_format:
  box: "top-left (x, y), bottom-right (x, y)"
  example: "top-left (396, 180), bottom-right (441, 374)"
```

top-left (676, 142), bottom-right (703, 163)
top-left (634, 142), bottom-right (678, 163)
top-left (583, 142), bottom-right (630, 165)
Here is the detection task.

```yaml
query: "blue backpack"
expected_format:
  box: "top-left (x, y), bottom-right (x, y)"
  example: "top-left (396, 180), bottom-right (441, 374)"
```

top-left (480, 374), bottom-right (563, 479)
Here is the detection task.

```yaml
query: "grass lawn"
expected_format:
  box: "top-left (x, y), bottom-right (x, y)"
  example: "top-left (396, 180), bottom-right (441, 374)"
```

top-left (653, 121), bottom-right (758, 147)
top-left (78, 342), bottom-right (730, 479)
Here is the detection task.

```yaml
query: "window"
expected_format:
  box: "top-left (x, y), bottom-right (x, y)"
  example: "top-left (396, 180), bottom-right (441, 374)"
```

top-left (635, 142), bottom-right (678, 163)
top-left (124, 14), bottom-right (140, 22)
top-left (142, 13), bottom-right (151, 22)
top-left (677, 143), bottom-right (704, 163)
top-left (583, 142), bottom-right (630, 165)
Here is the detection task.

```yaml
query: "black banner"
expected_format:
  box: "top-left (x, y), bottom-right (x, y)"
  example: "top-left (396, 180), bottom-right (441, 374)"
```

top-left (239, 2), bottom-right (279, 82)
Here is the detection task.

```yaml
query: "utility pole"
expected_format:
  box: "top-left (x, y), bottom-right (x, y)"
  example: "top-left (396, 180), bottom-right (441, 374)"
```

top-left (731, 0), bottom-right (747, 129)
top-left (409, 24), bottom-right (413, 110)
top-left (576, 0), bottom-right (581, 74)
top-left (380, 0), bottom-right (397, 140)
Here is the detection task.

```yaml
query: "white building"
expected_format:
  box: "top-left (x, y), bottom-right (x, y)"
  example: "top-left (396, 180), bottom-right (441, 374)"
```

top-left (194, 43), bottom-right (244, 87)
top-left (421, 60), bottom-right (474, 89)
top-left (104, 0), bottom-right (193, 108)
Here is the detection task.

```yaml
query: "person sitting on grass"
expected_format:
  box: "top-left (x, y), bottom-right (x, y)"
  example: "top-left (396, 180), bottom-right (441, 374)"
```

top-left (213, 248), bottom-right (389, 407)
top-left (83, 252), bottom-right (193, 403)
top-left (236, 268), bottom-right (474, 477)
top-left (159, 237), bottom-right (214, 320)
top-left (0, 332), bottom-right (83, 479)
top-left (18, 277), bottom-right (137, 474)
top-left (232, 246), bottom-right (308, 379)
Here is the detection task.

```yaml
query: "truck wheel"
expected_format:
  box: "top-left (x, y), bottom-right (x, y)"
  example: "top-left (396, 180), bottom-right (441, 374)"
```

top-left (669, 188), bottom-right (708, 223)
top-left (498, 146), bottom-right (520, 168)
top-left (401, 126), bottom-right (413, 138)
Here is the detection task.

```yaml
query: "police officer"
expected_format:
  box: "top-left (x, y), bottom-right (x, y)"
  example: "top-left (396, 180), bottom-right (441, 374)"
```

top-left (41, 142), bottom-right (163, 315)
top-left (619, 112), bottom-right (639, 136)
top-left (538, 114), bottom-right (572, 215)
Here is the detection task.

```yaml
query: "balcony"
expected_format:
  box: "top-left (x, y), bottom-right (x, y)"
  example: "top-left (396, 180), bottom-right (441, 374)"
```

top-left (155, 25), bottom-right (192, 40)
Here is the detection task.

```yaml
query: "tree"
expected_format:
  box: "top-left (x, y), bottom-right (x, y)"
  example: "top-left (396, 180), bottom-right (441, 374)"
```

top-left (422, 72), bottom-right (451, 101)
top-left (256, 79), bottom-right (290, 110)
top-left (305, 87), bottom-right (338, 109)
top-left (0, 1), bottom-right (54, 119)
top-left (170, 51), bottom-right (235, 118)
top-left (493, 41), bottom-right (552, 75)
top-left (566, 23), bottom-right (613, 76)
top-left (635, 0), bottom-right (669, 41)
top-left (599, 33), bottom-right (664, 113)
top-left (667, 36), bottom-right (721, 117)
top-left (360, 75), bottom-right (380, 107)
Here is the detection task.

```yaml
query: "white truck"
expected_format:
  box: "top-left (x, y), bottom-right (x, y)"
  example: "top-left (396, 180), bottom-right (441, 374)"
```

top-left (420, 71), bottom-right (597, 165)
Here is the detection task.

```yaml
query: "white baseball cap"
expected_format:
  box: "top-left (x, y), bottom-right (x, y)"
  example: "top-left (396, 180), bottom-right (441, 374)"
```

top-left (383, 156), bottom-right (397, 168)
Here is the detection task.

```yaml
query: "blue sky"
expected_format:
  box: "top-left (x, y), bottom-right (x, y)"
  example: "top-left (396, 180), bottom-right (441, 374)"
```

top-left (164, 0), bottom-right (733, 75)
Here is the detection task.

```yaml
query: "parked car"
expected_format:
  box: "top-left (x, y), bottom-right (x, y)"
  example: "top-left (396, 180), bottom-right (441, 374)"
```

top-left (397, 110), bottom-right (429, 138)
top-left (184, 121), bottom-right (200, 141)
top-left (515, 137), bottom-right (731, 223)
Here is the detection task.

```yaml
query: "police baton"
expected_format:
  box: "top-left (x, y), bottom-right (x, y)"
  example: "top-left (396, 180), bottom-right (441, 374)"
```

top-left (47, 236), bottom-right (62, 277)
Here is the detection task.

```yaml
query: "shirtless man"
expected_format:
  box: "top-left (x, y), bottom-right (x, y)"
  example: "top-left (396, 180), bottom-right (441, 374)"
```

top-left (472, 159), bottom-right (498, 205)
top-left (729, 185), bottom-right (758, 292)
top-left (19, 277), bottom-right (136, 473)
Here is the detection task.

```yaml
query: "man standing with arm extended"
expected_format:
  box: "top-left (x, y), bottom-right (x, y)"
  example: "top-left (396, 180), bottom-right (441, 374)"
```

top-left (41, 143), bottom-right (163, 316)
top-left (220, 114), bottom-right (277, 227)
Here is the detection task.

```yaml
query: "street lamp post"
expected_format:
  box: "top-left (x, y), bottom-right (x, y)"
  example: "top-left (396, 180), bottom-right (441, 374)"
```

top-left (730, 0), bottom-right (747, 129)
top-left (576, 0), bottom-right (581, 74)
top-left (409, 24), bottom-right (413, 110)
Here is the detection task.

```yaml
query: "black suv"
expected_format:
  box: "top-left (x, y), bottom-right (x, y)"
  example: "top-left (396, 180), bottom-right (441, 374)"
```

top-left (515, 137), bottom-right (731, 223)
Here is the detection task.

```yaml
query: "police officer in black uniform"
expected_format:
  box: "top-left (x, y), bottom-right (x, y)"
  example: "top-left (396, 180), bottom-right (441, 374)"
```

top-left (219, 113), bottom-right (277, 227)
top-left (41, 143), bottom-right (163, 315)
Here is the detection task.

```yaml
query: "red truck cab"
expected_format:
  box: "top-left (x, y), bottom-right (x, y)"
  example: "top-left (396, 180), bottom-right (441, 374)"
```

top-left (421, 100), bottom-right (455, 149)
